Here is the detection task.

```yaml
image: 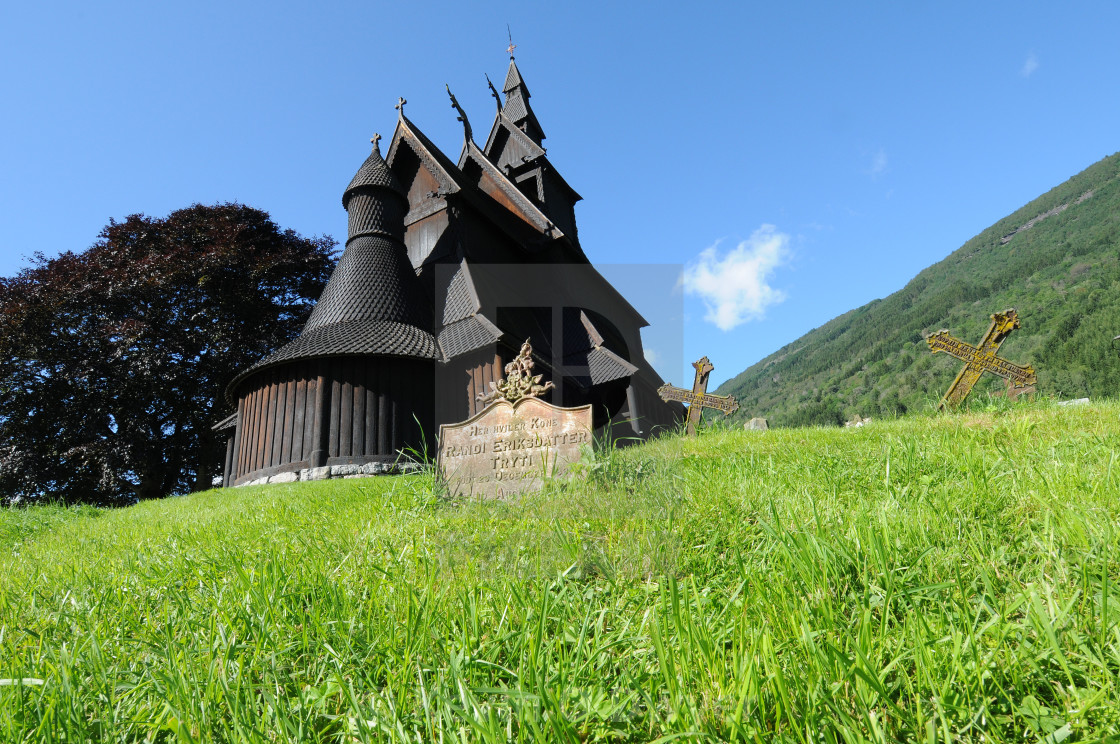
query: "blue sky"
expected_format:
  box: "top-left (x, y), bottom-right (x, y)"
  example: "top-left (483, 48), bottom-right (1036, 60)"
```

top-left (3, 1), bottom-right (1118, 388)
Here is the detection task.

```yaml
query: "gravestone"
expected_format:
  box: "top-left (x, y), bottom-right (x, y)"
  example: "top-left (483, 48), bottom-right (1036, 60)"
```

top-left (657, 356), bottom-right (739, 436)
top-left (927, 308), bottom-right (1037, 409)
top-left (437, 341), bottom-right (592, 500)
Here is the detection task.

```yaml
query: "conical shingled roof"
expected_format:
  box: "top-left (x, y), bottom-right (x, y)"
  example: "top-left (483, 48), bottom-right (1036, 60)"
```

top-left (291, 140), bottom-right (434, 346)
top-left (502, 58), bottom-right (529, 96)
top-left (343, 141), bottom-right (405, 206)
top-left (502, 58), bottom-right (545, 144)
top-left (227, 141), bottom-right (437, 397)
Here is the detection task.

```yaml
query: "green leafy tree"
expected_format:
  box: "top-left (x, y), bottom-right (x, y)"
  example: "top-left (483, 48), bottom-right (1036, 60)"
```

top-left (0, 204), bottom-right (335, 504)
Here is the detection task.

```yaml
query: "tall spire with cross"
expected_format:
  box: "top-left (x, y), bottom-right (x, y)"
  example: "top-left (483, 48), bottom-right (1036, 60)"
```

top-left (480, 40), bottom-right (584, 245)
top-left (500, 47), bottom-right (545, 144)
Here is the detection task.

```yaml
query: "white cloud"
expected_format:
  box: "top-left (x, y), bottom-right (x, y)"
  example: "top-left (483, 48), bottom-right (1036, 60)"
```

top-left (1021, 52), bottom-right (1039, 77)
top-left (869, 147), bottom-right (888, 177)
top-left (644, 347), bottom-right (660, 366)
top-left (681, 225), bottom-right (790, 331)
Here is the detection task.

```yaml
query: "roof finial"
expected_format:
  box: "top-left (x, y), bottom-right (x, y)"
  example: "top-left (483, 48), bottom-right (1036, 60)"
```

top-left (485, 73), bottom-right (502, 113)
top-left (445, 84), bottom-right (473, 143)
top-left (395, 97), bottom-right (407, 117)
top-left (506, 24), bottom-right (516, 58)
top-left (370, 132), bottom-right (382, 153)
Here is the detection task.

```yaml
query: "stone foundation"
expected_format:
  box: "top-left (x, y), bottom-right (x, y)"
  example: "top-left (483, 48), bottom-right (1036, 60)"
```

top-left (236, 461), bottom-right (424, 487)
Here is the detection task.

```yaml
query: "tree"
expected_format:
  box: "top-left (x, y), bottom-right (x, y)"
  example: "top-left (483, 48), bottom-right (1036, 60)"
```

top-left (0, 204), bottom-right (336, 505)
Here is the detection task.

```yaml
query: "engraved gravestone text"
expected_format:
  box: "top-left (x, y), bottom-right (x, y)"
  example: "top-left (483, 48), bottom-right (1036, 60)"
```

top-left (437, 396), bottom-right (592, 500)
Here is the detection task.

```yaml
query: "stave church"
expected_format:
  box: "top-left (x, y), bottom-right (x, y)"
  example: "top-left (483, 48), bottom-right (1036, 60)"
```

top-left (216, 54), bottom-right (682, 486)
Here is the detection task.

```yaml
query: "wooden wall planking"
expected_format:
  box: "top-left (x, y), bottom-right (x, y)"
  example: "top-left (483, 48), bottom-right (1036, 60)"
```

top-left (328, 377), bottom-right (341, 458)
top-left (390, 372), bottom-right (399, 454)
top-left (232, 357), bottom-right (437, 482)
top-left (339, 361), bottom-right (353, 457)
top-left (291, 377), bottom-right (307, 462)
top-left (251, 385), bottom-right (264, 473)
top-left (268, 378), bottom-right (280, 467)
top-left (258, 382), bottom-right (271, 473)
top-left (256, 375), bottom-right (268, 472)
top-left (377, 363), bottom-right (389, 457)
top-left (465, 349), bottom-right (502, 418)
top-left (280, 378), bottom-right (295, 465)
top-left (262, 373), bottom-right (277, 470)
top-left (268, 372), bottom-right (281, 469)
top-left (352, 364), bottom-right (366, 457)
top-left (231, 396), bottom-right (244, 482)
top-left (311, 363), bottom-right (327, 464)
top-left (273, 377), bottom-right (283, 465)
top-left (251, 385), bottom-right (265, 474)
top-left (364, 376), bottom-right (377, 457)
top-left (302, 375), bottom-right (316, 461)
top-left (405, 209), bottom-right (449, 268)
top-left (236, 389), bottom-right (251, 477)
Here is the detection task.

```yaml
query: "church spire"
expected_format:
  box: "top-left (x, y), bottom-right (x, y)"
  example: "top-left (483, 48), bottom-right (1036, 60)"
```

top-left (303, 133), bottom-right (434, 346)
top-left (501, 56), bottom-right (545, 145)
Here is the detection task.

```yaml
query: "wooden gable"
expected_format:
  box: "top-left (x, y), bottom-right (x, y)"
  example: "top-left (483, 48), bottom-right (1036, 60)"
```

top-left (482, 112), bottom-right (546, 174)
top-left (387, 117), bottom-right (462, 268)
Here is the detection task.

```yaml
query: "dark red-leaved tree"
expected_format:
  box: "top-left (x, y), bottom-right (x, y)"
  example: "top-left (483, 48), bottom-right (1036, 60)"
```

top-left (0, 204), bottom-right (335, 504)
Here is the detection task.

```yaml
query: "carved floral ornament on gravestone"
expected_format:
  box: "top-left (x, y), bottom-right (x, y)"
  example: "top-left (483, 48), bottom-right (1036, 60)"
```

top-left (436, 340), bottom-right (592, 500)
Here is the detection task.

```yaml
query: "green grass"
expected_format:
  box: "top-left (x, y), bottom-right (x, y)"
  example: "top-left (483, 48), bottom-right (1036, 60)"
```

top-left (2, 400), bottom-right (1119, 742)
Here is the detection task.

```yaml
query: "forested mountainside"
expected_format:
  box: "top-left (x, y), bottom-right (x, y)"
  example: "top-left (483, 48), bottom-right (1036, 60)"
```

top-left (717, 151), bottom-right (1120, 427)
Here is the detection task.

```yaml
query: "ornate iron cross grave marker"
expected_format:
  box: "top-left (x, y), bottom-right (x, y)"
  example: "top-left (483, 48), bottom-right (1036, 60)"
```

top-left (657, 356), bottom-right (739, 436)
top-left (927, 308), bottom-right (1037, 409)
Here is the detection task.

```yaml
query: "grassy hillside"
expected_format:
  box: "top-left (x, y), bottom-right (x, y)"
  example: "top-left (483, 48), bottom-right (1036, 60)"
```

top-left (2, 400), bottom-right (1119, 741)
top-left (718, 152), bottom-right (1120, 427)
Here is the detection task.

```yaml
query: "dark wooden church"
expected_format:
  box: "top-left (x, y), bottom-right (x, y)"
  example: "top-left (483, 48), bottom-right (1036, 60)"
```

top-left (218, 56), bottom-right (681, 486)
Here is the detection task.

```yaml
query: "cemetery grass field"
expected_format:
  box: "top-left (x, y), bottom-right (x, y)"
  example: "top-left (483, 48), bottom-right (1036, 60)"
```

top-left (2, 400), bottom-right (1119, 742)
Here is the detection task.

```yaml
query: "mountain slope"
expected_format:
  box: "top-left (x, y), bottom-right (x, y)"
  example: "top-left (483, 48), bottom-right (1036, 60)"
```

top-left (717, 151), bottom-right (1120, 426)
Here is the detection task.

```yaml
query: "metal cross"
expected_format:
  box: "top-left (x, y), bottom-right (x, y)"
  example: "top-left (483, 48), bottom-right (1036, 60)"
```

top-left (507, 24), bottom-right (516, 57)
top-left (370, 132), bottom-right (381, 151)
top-left (657, 356), bottom-right (739, 437)
top-left (928, 308), bottom-right (1037, 409)
top-left (395, 97), bottom-right (407, 115)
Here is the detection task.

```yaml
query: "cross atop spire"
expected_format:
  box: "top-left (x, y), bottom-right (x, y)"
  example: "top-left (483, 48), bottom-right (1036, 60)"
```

top-left (395, 97), bottom-right (407, 116)
top-left (370, 132), bottom-right (381, 153)
top-left (506, 24), bottom-right (516, 58)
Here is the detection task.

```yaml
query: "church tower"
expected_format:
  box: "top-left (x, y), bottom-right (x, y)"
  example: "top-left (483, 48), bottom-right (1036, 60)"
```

top-left (480, 56), bottom-right (583, 245)
top-left (221, 137), bottom-right (436, 485)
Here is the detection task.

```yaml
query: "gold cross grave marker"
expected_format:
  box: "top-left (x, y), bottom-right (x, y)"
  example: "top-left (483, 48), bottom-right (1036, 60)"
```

top-left (927, 308), bottom-right (1037, 409)
top-left (657, 356), bottom-right (739, 436)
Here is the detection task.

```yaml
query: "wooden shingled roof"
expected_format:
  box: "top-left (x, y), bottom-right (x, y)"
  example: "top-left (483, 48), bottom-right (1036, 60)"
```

top-left (227, 142), bottom-right (438, 399)
top-left (229, 55), bottom-right (654, 403)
